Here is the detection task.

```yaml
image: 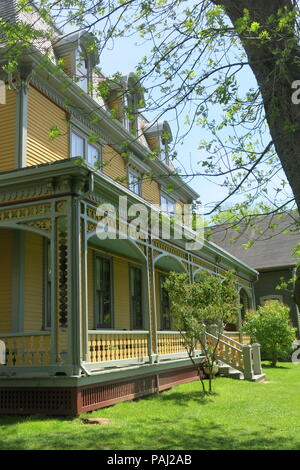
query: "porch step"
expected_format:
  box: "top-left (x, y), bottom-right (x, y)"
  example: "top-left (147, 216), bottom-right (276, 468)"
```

top-left (218, 364), bottom-right (265, 382)
top-left (218, 364), bottom-right (243, 380)
top-left (251, 373), bottom-right (266, 383)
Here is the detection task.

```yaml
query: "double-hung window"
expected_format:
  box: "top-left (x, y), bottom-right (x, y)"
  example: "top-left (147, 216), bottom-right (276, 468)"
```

top-left (161, 193), bottom-right (175, 217)
top-left (128, 168), bottom-right (141, 196)
top-left (160, 275), bottom-right (172, 330)
top-left (130, 266), bottom-right (143, 329)
top-left (71, 130), bottom-right (101, 167)
top-left (95, 256), bottom-right (113, 329)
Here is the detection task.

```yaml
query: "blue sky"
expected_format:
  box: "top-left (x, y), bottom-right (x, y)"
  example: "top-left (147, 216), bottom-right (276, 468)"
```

top-left (62, 7), bottom-right (290, 217)
top-left (100, 35), bottom-right (236, 209)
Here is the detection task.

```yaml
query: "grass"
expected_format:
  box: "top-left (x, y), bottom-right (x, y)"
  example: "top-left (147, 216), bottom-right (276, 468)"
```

top-left (0, 362), bottom-right (300, 450)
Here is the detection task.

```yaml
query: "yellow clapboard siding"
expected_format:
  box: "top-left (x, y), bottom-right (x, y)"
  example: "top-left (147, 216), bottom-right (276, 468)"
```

top-left (0, 229), bottom-right (13, 332)
top-left (87, 248), bottom-right (94, 329)
top-left (147, 136), bottom-right (158, 152)
top-left (61, 54), bottom-right (73, 77)
top-left (0, 87), bottom-right (16, 173)
top-left (103, 145), bottom-right (127, 185)
top-left (114, 258), bottom-right (130, 329)
top-left (142, 178), bottom-right (161, 205)
top-left (27, 86), bottom-right (69, 166)
top-left (24, 232), bottom-right (44, 332)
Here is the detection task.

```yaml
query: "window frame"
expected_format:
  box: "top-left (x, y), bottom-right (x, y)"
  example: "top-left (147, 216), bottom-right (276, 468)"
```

top-left (93, 254), bottom-right (114, 330)
top-left (159, 136), bottom-right (170, 165)
top-left (70, 128), bottom-right (102, 168)
top-left (160, 192), bottom-right (176, 217)
top-left (159, 274), bottom-right (172, 331)
top-left (128, 167), bottom-right (142, 196)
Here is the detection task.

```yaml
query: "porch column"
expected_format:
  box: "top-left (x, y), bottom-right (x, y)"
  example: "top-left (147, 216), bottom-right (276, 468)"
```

top-left (142, 258), bottom-right (153, 363)
top-left (147, 246), bottom-right (158, 362)
top-left (80, 204), bottom-right (89, 363)
top-left (13, 65), bottom-right (33, 169)
top-left (69, 196), bottom-right (87, 374)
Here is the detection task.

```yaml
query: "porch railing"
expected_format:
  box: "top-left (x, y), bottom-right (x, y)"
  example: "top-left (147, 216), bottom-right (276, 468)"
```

top-left (206, 331), bottom-right (262, 380)
top-left (87, 330), bottom-right (149, 363)
top-left (0, 332), bottom-right (51, 366)
top-left (224, 331), bottom-right (251, 345)
top-left (157, 331), bottom-right (187, 356)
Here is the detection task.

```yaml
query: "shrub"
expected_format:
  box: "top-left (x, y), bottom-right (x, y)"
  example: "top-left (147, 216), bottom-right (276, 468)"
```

top-left (243, 300), bottom-right (296, 367)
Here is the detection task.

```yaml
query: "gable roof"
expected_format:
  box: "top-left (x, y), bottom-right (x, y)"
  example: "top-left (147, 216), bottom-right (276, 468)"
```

top-left (209, 212), bottom-right (300, 270)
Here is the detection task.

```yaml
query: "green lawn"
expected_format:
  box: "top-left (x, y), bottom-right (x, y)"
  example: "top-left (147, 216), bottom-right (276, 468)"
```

top-left (0, 363), bottom-right (300, 450)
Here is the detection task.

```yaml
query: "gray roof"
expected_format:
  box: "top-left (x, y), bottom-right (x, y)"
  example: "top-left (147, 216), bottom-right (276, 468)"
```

top-left (0, 0), bottom-right (18, 23)
top-left (209, 212), bottom-right (300, 270)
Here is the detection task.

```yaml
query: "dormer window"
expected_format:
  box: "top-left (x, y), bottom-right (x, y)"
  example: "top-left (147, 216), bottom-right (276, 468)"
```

top-left (143, 121), bottom-right (173, 166)
top-left (53, 30), bottom-right (99, 95)
top-left (160, 135), bottom-right (170, 165)
top-left (76, 46), bottom-right (89, 92)
top-left (102, 73), bottom-right (144, 133)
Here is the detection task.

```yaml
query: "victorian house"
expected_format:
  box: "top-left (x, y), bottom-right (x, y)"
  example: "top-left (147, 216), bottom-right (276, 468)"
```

top-left (0, 1), bottom-right (262, 415)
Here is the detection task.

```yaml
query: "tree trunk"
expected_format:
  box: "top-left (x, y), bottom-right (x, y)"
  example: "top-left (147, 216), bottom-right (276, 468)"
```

top-left (210, 0), bottom-right (300, 213)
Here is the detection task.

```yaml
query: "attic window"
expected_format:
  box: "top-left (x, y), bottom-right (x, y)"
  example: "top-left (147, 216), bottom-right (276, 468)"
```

top-left (126, 93), bottom-right (138, 134)
top-left (76, 46), bottom-right (89, 92)
top-left (160, 136), bottom-right (170, 165)
top-left (53, 31), bottom-right (99, 95)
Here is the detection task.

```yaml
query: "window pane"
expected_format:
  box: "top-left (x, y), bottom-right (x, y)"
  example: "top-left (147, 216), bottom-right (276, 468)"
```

top-left (87, 143), bottom-right (100, 165)
top-left (71, 132), bottom-right (84, 158)
top-left (131, 267), bottom-right (143, 329)
top-left (128, 170), bottom-right (140, 195)
top-left (161, 195), bottom-right (175, 216)
top-left (160, 275), bottom-right (171, 330)
top-left (95, 257), bottom-right (112, 328)
top-left (76, 47), bottom-right (88, 92)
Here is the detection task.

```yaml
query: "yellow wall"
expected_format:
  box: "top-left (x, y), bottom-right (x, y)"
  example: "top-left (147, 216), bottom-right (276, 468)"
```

top-left (0, 229), bottom-right (13, 332)
top-left (103, 145), bottom-right (127, 185)
top-left (24, 232), bottom-right (44, 331)
top-left (0, 87), bottom-right (16, 173)
top-left (142, 178), bottom-right (161, 205)
top-left (27, 86), bottom-right (69, 166)
top-left (114, 257), bottom-right (130, 330)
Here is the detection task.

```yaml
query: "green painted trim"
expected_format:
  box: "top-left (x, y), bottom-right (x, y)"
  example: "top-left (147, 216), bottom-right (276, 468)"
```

top-left (88, 330), bottom-right (149, 335)
top-left (0, 356), bottom-right (204, 386)
top-left (12, 230), bottom-right (25, 332)
top-left (0, 331), bottom-right (50, 338)
top-left (84, 356), bottom-right (149, 371)
top-left (15, 83), bottom-right (28, 169)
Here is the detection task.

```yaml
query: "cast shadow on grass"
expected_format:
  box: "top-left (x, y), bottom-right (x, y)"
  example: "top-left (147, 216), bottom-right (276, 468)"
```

top-left (262, 364), bottom-right (290, 369)
top-left (1, 417), bottom-right (300, 450)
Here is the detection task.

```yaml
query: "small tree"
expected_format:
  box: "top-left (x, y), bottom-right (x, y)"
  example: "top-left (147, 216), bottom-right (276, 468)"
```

top-left (163, 270), bottom-right (239, 394)
top-left (243, 300), bottom-right (296, 367)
